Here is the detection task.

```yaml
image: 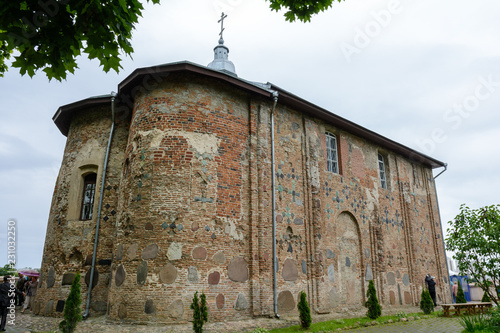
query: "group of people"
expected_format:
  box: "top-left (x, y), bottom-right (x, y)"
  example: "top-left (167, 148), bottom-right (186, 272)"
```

top-left (15, 273), bottom-right (38, 313)
top-left (426, 273), bottom-right (464, 305)
top-left (0, 273), bottom-right (39, 331)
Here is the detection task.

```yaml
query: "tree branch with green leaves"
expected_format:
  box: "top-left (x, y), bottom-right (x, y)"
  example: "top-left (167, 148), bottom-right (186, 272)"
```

top-left (446, 204), bottom-right (500, 305)
top-left (0, 0), bottom-right (341, 81)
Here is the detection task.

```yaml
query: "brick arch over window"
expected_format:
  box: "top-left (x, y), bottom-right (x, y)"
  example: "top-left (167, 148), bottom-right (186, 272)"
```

top-left (336, 211), bottom-right (365, 306)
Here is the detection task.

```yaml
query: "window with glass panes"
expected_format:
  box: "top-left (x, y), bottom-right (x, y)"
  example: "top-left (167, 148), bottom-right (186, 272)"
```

top-left (378, 153), bottom-right (387, 189)
top-left (326, 132), bottom-right (339, 174)
top-left (80, 173), bottom-right (97, 220)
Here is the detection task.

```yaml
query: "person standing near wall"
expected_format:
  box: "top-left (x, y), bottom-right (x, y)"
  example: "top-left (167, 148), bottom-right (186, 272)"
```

top-left (0, 276), bottom-right (14, 332)
top-left (425, 274), bottom-right (438, 306)
top-left (452, 281), bottom-right (458, 303)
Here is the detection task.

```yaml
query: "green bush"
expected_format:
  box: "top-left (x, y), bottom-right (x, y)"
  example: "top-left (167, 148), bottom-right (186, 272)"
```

top-left (364, 280), bottom-right (381, 319)
top-left (250, 328), bottom-right (270, 333)
top-left (59, 273), bottom-right (82, 333)
top-left (460, 314), bottom-right (490, 332)
top-left (190, 291), bottom-right (208, 333)
top-left (420, 288), bottom-right (434, 314)
top-left (489, 306), bottom-right (500, 331)
top-left (297, 291), bottom-right (312, 329)
top-left (456, 280), bottom-right (467, 303)
top-left (481, 290), bottom-right (491, 303)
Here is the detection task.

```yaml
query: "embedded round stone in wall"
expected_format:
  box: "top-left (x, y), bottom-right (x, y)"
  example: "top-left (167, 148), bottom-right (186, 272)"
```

top-left (301, 260), bottom-right (307, 274)
top-left (145, 222), bottom-right (154, 231)
top-left (227, 257), bottom-right (249, 282)
top-left (142, 244), bottom-right (158, 260)
top-left (293, 217), bottom-right (304, 225)
top-left (192, 246), bottom-right (207, 260)
top-left (127, 243), bottom-right (138, 260)
top-left (118, 303), bottom-right (127, 319)
top-left (44, 299), bottom-right (54, 315)
top-left (167, 242), bottom-right (183, 260)
top-left (277, 290), bottom-right (295, 312)
top-left (187, 266), bottom-right (199, 283)
top-left (85, 268), bottom-right (99, 290)
top-left (208, 271), bottom-right (220, 285)
top-left (276, 214), bottom-right (283, 223)
top-left (159, 263), bottom-right (177, 284)
top-left (365, 264), bottom-right (373, 281)
top-left (327, 264), bottom-right (335, 282)
top-left (345, 257), bottom-right (351, 267)
top-left (402, 273), bottom-right (410, 286)
top-left (364, 248), bottom-right (371, 258)
top-left (282, 259), bottom-right (298, 281)
top-left (387, 272), bottom-right (396, 285)
top-left (213, 251), bottom-right (226, 264)
top-left (116, 244), bottom-right (124, 261)
top-left (389, 291), bottom-right (396, 305)
top-left (137, 261), bottom-right (148, 285)
top-left (62, 272), bottom-right (76, 286)
top-left (115, 265), bottom-right (126, 287)
top-left (326, 249), bottom-right (335, 259)
top-left (216, 294), bottom-right (225, 309)
top-left (234, 293), bottom-right (248, 311)
top-left (168, 299), bottom-right (184, 319)
top-left (404, 291), bottom-right (412, 304)
top-left (46, 267), bottom-right (55, 288)
top-left (145, 299), bottom-right (156, 314)
top-left (191, 222), bottom-right (199, 231)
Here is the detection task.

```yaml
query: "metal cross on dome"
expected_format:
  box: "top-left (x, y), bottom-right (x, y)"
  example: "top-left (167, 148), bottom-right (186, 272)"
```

top-left (218, 12), bottom-right (227, 40)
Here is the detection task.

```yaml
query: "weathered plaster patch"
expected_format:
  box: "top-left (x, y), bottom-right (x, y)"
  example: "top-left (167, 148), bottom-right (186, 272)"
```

top-left (136, 129), bottom-right (220, 154)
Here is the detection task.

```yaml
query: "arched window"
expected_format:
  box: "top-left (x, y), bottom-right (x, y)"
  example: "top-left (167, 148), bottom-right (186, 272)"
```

top-left (378, 153), bottom-right (387, 189)
top-left (326, 132), bottom-right (339, 174)
top-left (80, 173), bottom-right (97, 220)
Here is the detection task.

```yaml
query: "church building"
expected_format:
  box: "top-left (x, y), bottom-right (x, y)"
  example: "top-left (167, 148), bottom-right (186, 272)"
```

top-left (36, 15), bottom-right (450, 323)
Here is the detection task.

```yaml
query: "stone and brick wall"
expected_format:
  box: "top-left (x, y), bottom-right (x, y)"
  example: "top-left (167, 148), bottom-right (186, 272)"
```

top-left (36, 70), bottom-right (450, 323)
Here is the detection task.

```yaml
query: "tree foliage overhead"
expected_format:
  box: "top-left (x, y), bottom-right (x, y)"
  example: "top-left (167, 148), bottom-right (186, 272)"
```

top-left (267, 0), bottom-right (342, 22)
top-left (446, 204), bottom-right (500, 306)
top-left (0, 0), bottom-right (160, 81)
top-left (0, 0), bottom-right (339, 81)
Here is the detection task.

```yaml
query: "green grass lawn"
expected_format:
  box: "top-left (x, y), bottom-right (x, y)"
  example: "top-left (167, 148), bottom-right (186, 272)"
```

top-left (268, 311), bottom-right (442, 332)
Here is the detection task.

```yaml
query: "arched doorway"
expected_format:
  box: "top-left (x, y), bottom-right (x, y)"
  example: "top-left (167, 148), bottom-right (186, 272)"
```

top-left (336, 211), bottom-right (363, 306)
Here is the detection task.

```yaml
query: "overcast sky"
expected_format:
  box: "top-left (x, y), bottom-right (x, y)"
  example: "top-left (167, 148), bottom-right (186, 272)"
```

top-left (1, 0), bottom-right (499, 269)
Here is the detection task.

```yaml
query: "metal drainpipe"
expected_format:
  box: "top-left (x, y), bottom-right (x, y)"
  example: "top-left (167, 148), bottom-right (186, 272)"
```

top-left (433, 163), bottom-right (447, 179)
top-left (270, 91), bottom-right (279, 319)
top-left (83, 92), bottom-right (116, 319)
top-left (432, 164), bottom-right (452, 301)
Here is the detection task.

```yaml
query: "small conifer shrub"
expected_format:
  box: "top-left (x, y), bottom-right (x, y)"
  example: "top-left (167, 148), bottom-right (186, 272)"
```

top-left (297, 291), bottom-right (312, 329)
top-left (59, 273), bottom-right (82, 333)
top-left (365, 280), bottom-right (382, 319)
top-left (191, 291), bottom-right (208, 333)
top-left (481, 290), bottom-right (491, 303)
top-left (456, 280), bottom-right (467, 303)
top-left (420, 288), bottom-right (434, 314)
